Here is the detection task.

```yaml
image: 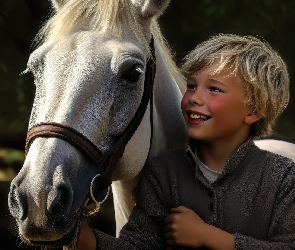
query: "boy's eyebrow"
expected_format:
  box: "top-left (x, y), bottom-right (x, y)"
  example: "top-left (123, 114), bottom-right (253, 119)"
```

top-left (207, 78), bottom-right (232, 88)
top-left (207, 78), bottom-right (229, 87)
top-left (187, 76), bottom-right (229, 87)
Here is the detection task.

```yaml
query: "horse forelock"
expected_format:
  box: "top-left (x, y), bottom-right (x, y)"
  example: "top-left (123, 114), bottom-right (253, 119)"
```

top-left (35, 0), bottom-right (185, 92)
top-left (37, 0), bottom-right (148, 53)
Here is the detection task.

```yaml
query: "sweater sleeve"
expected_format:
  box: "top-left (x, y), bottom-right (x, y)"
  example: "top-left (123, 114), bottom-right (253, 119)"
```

top-left (93, 160), bottom-right (170, 249)
top-left (234, 161), bottom-right (295, 249)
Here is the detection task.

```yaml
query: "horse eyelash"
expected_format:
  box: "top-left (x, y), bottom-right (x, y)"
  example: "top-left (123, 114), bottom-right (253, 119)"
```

top-left (20, 68), bottom-right (30, 76)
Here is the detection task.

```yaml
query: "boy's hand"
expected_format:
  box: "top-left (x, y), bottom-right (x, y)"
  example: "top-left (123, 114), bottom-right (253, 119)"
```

top-left (164, 206), bottom-right (235, 250)
top-left (63, 218), bottom-right (96, 250)
top-left (164, 206), bottom-right (206, 248)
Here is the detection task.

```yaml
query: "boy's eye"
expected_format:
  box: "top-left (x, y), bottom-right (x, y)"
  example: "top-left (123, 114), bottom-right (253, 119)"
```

top-left (187, 84), bottom-right (196, 90)
top-left (210, 87), bottom-right (223, 93)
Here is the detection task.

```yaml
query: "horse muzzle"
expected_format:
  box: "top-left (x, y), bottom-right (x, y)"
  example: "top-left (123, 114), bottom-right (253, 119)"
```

top-left (8, 138), bottom-right (94, 245)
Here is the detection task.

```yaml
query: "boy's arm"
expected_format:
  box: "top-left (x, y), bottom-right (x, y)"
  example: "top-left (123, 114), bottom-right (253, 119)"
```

top-left (201, 224), bottom-right (235, 250)
top-left (165, 161), bottom-right (295, 250)
top-left (234, 162), bottom-right (295, 249)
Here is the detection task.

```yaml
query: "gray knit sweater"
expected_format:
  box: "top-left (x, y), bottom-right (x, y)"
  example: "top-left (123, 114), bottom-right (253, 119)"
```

top-left (94, 139), bottom-right (295, 249)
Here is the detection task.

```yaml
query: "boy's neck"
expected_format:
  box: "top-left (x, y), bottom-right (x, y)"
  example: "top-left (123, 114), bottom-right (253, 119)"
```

top-left (197, 136), bottom-right (249, 172)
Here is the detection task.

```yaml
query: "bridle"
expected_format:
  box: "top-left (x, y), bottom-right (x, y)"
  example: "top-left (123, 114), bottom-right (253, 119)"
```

top-left (25, 37), bottom-right (156, 216)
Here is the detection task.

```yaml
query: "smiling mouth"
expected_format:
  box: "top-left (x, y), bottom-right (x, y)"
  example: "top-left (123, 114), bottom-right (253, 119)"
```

top-left (189, 113), bottom-right (211, 121)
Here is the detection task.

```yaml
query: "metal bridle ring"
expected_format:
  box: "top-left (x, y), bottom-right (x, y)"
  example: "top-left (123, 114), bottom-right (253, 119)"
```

top-left (83, 174), bottom-right (110, 216)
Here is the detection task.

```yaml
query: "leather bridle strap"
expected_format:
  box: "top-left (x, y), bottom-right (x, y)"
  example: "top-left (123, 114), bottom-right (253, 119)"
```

top-left (96, 37), bottom-right (156, 189)
top-left (25, 122), bottom-right (105, 163)
top-left (25, 37), bottom-right (156, 192)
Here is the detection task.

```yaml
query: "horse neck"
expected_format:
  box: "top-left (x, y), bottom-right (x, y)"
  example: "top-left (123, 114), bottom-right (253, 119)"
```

top-left (111, 40), bottom-right (187, 235)
top-left (148, 40), bottom-right (187, 159)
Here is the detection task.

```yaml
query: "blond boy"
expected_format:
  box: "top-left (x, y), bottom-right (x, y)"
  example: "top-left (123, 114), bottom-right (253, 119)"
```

top-left (78, 34), bottom-right (295, 249)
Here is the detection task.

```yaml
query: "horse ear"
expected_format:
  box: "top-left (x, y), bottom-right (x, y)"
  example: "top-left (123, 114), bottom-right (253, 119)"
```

top-left (131, 0), bottom-right (170, 19)
top-left (51, 0), bottom-right (67, 10)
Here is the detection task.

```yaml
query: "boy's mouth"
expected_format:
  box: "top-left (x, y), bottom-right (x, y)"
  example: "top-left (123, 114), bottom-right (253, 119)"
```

top-left (189, 112), bottom-right (211, 121)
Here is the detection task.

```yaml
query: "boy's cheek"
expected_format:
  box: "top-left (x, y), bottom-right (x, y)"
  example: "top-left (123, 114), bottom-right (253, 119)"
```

top-left (180, 103), bottom-right (188, 120)
top-left (181, 94), bottom-right (189, 112)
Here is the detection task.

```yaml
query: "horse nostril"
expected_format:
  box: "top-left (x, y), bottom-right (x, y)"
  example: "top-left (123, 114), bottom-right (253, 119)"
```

top-left (8, 183), bottom-right (27, 221)
top-left (47, 184), bottom-right (73, 217)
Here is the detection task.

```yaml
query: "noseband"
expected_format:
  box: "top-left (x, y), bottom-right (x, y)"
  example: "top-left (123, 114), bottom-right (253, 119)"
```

top-left (25, 37), bottom-right (156, 213)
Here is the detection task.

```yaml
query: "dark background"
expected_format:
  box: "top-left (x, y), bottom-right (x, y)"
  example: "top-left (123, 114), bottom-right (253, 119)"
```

top-left (0, 0), bottom-right (294, 249)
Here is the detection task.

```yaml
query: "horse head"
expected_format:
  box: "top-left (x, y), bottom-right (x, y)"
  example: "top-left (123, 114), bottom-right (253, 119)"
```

top-left (8, 0), bottom-right (187, 247)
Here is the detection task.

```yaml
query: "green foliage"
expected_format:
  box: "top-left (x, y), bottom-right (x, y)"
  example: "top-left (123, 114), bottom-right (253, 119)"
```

top-left (0, 148), bottom-right (24, 164)
top-left (0, 0), bottom-right (50, 136)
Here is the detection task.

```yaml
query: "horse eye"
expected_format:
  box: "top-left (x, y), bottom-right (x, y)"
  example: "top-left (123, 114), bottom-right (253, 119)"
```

top-left (123, 65), bottom-right (144, 83)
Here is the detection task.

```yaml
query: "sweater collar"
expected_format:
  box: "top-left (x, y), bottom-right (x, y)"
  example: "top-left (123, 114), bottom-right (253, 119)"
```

top-left (186, 137), bottom-right (257, 184)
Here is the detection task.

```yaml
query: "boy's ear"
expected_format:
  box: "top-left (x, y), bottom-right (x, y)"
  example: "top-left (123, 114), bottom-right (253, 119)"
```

top-left (244, 112), bottom-right (262, 125)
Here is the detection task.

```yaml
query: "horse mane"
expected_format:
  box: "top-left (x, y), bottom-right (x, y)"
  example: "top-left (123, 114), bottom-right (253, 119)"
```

top-left (35, 0), bottom-right (185, 93)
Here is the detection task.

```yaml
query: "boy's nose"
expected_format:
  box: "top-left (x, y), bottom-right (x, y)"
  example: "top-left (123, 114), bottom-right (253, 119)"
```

top-left (189, 90), bottom-right (204, 106)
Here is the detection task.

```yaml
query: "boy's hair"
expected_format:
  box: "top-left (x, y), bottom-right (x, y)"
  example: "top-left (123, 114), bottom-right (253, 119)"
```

top-left (181, 34), bottom-right (290, 138)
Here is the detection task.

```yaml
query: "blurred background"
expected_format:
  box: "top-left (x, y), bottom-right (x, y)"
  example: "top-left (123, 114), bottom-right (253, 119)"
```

top-left (0, 0), bottom-right (294, 249)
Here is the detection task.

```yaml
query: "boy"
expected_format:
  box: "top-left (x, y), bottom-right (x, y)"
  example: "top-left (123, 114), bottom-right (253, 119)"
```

top-left (77, 34), bottom-right (295, 249)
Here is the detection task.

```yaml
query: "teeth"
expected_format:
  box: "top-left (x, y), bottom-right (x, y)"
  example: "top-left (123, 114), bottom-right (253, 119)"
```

top-left (190, 113), bottom-right (207, 120)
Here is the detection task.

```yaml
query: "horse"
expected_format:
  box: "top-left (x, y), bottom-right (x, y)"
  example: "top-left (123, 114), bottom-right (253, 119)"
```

top-left (8, 0), bottom-right (295, 248)
top-left (8, 0), bottom-right (187, 247)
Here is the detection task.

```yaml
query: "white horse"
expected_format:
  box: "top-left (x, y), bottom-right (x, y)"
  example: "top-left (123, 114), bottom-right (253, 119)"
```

top-left (8, 0), bottom-right (295, 248)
